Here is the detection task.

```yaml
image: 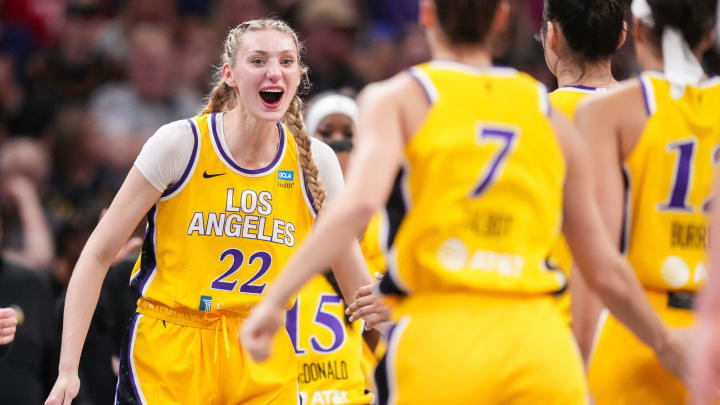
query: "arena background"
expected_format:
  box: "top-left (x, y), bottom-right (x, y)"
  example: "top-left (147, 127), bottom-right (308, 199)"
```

top-left (0, 0), bottom-right (719, 404)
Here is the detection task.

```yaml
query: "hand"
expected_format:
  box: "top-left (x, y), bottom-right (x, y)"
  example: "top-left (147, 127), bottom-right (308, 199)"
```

top-left (690, 321), bottom-right (720, 403)
top-left (45, 372), bottom-right (80, 405)
top-left (240, 300), bottom-right (285, 362)
top-left (654, 327), bottom-right (694, 387)
top-left (345, 284), bottom-right (391, 331)
top-left (0, 307), bottom-right (17, 345)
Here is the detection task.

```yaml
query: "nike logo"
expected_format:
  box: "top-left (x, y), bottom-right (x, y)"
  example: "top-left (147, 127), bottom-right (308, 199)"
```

top-left (203, 171), bottom-right (226, 179)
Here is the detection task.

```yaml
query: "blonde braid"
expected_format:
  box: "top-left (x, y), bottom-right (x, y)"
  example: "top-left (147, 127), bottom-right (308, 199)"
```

top-left (285, 95), bottom-right (326, 212)
top-left (201, 82), bottom-right (235, 115)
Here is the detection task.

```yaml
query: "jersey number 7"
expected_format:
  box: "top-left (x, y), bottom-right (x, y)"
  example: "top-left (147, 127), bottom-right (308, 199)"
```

top-left (471, 125), bottom-right (519, 197)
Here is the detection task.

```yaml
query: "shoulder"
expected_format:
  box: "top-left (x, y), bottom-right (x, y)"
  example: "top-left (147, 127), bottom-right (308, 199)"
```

top-left (310, 136), bottom-right (336, 162)
top-left (359, 71), bottom-right (430, 141)
top-left (359, 71), bottom-right (425, 107)
top-left (310, 137), bottom-right (344, 202)
top-left (134, 119), bottom-right (197, 192)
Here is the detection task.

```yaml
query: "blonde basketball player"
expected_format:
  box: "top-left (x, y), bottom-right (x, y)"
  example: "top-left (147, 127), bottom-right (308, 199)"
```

top-left (572, 0), bottom-right (720, 403)
top-left (45, 19), bottom-right (380, 405)
top-left (539, 0), bottom-right (627, 327)
top-left (242, 1), bottom-right (694, 404)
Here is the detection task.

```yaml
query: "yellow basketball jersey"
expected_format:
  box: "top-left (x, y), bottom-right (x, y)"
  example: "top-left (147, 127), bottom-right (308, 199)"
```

top-left (549, 85), bottom-right (607, 120)
top-left (360, 212), bottom-right (386, 277)
top-left (548, 85), bottom-right (608, 324)
top-left (624, 73), bottom-right (720, 292)
top-left (287, 275), bottom-right (373, 405)
top-left (130, 112), bottom-right (316, 313)
top-left (379, 61), bottom-right (566, 297)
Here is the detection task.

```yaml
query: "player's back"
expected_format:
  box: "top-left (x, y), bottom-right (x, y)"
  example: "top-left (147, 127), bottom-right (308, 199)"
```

top-left (380, 61), bottom-right (566, 297)
top-left (626, 73), bottom-right (720, 292)
top-left (548, 84), bottom-right (609, 324)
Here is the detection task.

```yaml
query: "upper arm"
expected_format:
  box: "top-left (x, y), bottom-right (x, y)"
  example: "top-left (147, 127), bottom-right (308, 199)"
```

top-left (574, 94), bottom-right (625, 244)
top-left (86, 167), bottom-right (162, 265)
top-left (346, 73), bottom-right (428, 210)
top-left (134, 120), bottom-right (195, 193)
top-left (551, 109), bottom-right (620, 284)
top-left (311, 138), bottom-right (344, 205)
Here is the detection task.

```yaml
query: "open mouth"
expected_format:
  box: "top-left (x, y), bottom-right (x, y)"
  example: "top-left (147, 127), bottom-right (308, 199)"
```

top-left (259, 89), bottom-right (283, 107)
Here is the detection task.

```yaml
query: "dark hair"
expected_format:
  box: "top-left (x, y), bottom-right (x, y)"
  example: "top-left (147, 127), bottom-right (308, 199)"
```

top-left (544, 0), bottom-right (626, 61)
top-left (646, 0), bottom-right (717, 51)
top-left (433, 0), bottom-right (502, 45)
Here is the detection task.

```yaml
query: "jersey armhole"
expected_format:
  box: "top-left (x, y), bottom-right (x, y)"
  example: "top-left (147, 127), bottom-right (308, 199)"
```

top-left (639, 74), bottom-right (658, 116)
top-left (160, 118), bottom-right (201, 200)
top-left (537, 83), bottom-right (551, 117)
top-left (407, 67), bottom-right (439, 105)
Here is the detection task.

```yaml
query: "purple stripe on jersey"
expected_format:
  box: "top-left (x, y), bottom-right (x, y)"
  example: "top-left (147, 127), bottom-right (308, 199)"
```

top-left (639, 78), bottom-right (652, 116)
top-left (127, 314), bottom-right (143, 404)
top-left (161, 119), bottom-right (199, 197)
top-left (303, 176), bottom-right (318, 214)
top-left (211, 112), bottom-right (286, 175)
top-left (137, 205), bottom-right (157, 294)
top-left (407, 69), bottom-right (434, 105)
top-left (562, 84), bottom-right (598, 91)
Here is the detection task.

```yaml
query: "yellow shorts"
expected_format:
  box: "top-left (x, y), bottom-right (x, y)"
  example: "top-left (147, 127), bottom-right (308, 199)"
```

top-left (588, 289), bottom-right (694, 405)
top-left (115, 298), bottom-right (298, 405)
top-left (374, 293), bottom-right (588, 405)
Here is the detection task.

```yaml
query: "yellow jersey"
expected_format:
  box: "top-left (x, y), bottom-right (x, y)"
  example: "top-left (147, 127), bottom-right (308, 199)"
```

top-left (359, 212), bottom-right (386, 277)
top-left (548, 85), bottom-right (608, 324)
top-left (379, 61), bottom-right (566, 297)
top-left (287, 275), bottom-right (373, 405)
top-left (625, 73), bottom-right (720, 292)
top-left (130, 112), bottom-right (316, 313)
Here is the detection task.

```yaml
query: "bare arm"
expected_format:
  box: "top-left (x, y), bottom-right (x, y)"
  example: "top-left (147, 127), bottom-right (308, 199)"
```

top-left (241, 74), bottom-right (426, 360)
top-left (553, 109), bottom-right (686, 379)
top-left (259, 80), bottom-right (405, 311)
top-left (46, 167), bottom-right (161, 405)
top-left (2, 176), bottom-right (55, 270)
top-left (691, 164), bottom-right (720, 401)
top-left (569, 91), bottom-right (628, 362)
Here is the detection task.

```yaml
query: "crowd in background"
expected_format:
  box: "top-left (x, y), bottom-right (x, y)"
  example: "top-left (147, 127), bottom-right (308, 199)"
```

top-left (0, 0), bottom-right (719, 404)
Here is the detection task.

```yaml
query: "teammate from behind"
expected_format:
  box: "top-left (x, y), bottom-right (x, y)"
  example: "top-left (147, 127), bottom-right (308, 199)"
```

top-left (242, 0), bottom-right (694, 404)
top-left (573, 0), bottom-right (720, 402)
top-left (45, 19), bottom-right (377, 405)
top-left (539, 0), bottom-right (627, 327)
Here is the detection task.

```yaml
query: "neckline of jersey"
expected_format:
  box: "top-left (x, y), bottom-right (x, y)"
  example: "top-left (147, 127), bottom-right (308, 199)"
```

top-left (210, 111), bottom-right (287, 176)
top-left (428, 59), bottom-right (517, 76)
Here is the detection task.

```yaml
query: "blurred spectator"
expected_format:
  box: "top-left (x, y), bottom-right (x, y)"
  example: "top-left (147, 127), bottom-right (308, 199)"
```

top-left (0, 137), bottom-right (55, 272)
top-left (1, 0), bottom-right (67, 48)
top-left (0, 51), bottom-right (54, 136)
top-left (96, 0), bottom-right (177, 64)
top-left (214, 0), bottom-right (268, 32)
top-left (175, 17), bottom-right (218, 96)
top-left (90, 24), bottom-right (201, 168)
top-left (28, 0), bottom-right (119, 107)
top-left (0, 307), bottom-right (17, 359)
top-left (0, 216), bottom-right (59, 404)
top-left (298, 0), bottom-right (366, 95)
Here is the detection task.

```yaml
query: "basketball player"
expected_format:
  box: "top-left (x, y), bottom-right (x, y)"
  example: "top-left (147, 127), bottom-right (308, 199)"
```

top-left (539, 0), bottom-right (627, 327)
top-left (242, 1), bottom-right (693, 404)
top-left (288, 93), bottom-right (375, 405)
top-left (45, 19), bottom-right (379, 405)
top-left (573, 0), bottom-right (720, 402)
